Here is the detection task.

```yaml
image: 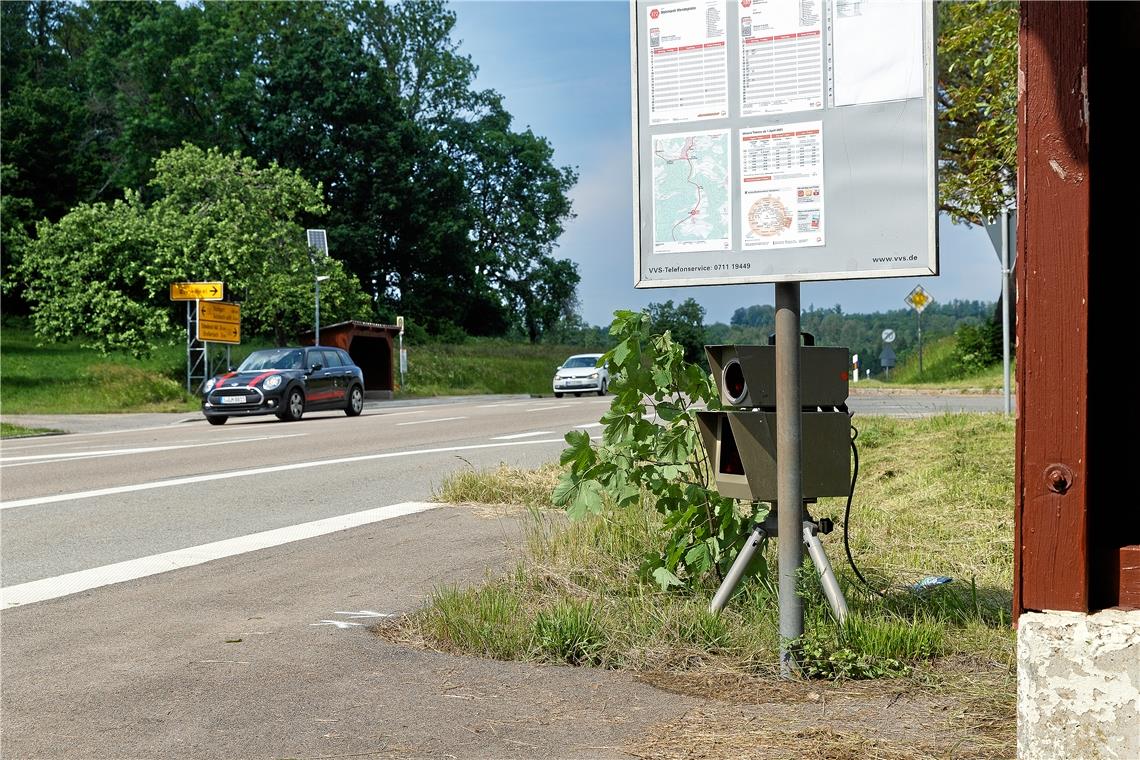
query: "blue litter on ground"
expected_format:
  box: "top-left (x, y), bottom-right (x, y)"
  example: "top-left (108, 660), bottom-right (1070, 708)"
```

top-left (910, 576), bottom-right (953, 592)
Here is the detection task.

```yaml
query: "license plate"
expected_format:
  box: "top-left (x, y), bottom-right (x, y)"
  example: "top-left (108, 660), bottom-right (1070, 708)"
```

top-left (220, 395), bottom-right (247, 405)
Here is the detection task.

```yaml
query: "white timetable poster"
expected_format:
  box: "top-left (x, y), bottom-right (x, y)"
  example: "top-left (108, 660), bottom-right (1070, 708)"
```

top-left (739, 0), bottom-right (824, 116)
top-left (646, 0), bottom-right (729, 125)
top-left (831, 0), bottom-right (924, 106)
top-left (739, 121), bottom-right (825, 249)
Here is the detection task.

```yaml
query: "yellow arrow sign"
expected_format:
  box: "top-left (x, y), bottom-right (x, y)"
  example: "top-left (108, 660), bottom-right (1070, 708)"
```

top-left (198, 320), bottom-right (241, 344)
top-left (171, 281), bottom-right (224, 301)
top-left (199, 300), bottom-right (240, 324)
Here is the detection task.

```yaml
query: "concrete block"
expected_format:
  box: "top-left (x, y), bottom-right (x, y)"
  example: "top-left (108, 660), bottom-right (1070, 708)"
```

top-left (1017, 609), bottom-right (1140, 759)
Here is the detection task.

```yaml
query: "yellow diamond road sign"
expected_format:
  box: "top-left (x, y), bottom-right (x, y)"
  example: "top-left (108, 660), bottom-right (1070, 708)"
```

top-left (905, 285), bottom-right (932, 313)
top-left (171, 281), bottom-right (224, 301)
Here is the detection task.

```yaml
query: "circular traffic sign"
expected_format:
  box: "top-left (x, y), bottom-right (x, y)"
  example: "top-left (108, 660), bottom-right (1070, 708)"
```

top-left (882, 329), bottom-right (896, 343)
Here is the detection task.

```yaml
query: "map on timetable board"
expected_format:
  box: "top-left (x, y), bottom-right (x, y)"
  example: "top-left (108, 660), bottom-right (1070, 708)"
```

top-left (652, 130), bottom-right (731, 254)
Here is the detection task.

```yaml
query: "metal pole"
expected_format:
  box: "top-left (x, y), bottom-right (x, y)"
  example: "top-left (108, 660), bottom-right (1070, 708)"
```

top-left (775, 281), bottom-right (803, 677)
top-left (917, 309), bottom-right (923, 375)
top-left (315, 275), bottom-right (321, 346)
top-left (398, 332), bottom-right (405, 387)
top-left (186, 302), bottom-right (192, 393)
top-left (1001, 207), bottom-right (1012, 416)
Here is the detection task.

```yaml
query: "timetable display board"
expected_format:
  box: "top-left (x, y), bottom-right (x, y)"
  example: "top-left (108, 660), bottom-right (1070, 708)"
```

top-left (632, 0), bottom-right (937, 287)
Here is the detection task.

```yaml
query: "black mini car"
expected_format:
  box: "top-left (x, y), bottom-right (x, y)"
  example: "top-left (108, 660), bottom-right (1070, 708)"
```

top-left (201, 346), bottom-right (365, 425)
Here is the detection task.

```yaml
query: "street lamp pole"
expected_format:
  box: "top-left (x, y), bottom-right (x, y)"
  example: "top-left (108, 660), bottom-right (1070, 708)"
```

top-left (306, 229), bottom-right (329, 346)
top-left (315, 275), bottom-right (330, 345)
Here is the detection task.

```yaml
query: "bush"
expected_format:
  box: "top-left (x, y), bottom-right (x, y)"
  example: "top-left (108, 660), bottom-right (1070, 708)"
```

top-left (952, 318), bottom-right (1002, 374)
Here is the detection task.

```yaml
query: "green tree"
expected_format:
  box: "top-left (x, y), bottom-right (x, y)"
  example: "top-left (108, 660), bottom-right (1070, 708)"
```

top-left (17, 144), bottom-right (369, 355)
top-left (937, 1), bottom-right (1018, 224)
top-left (648, 298), bottom-right (707, 365)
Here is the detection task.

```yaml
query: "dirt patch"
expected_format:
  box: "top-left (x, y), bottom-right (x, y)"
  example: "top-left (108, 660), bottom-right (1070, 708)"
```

top-left (630, 667), bottom-right (1014, 759)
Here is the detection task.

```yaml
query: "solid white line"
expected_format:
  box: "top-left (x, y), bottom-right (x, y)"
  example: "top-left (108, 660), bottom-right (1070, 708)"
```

top-left (0, 434), bottom-right (306, 466)
top-left (574, 422), bottom-right (604, 429)
top-left (0, 437), bottom-right (566, 511)
top-left (0, 501), bottom-right (439, 608)
top-left (395, 416), bottom-right (467, 426)
top-left (490, 431), bottom-right (554, 440)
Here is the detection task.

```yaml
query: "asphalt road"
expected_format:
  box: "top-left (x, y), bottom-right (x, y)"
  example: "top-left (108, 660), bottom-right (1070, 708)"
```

top-left (0, 391), bottom-right (1003, 758)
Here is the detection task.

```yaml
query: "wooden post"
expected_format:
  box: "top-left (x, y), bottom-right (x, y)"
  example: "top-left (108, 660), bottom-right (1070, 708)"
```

top-left (1014, 1), bottom-right (1090, 617)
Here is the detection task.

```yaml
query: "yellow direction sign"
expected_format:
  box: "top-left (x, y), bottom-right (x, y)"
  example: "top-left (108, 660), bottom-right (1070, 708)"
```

top-left (171, 281), bottom-right (224, 301)
top-left (905, 285), bottom-right (933, 313)
top-left (199, 300), bottom-right (240, 325)
top-left (198, 320), bottom-right (241, 344)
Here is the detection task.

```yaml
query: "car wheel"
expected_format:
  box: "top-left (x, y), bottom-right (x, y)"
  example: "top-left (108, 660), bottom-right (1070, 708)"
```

top-left (206, 416), bottom-right (227, 426)
top-left (597, 380), bottom-right (607, 396)
top-left (555, 392), bottom-right (563, 398)
top-left (278, 387), bottom-right (305, 421)
top-left (345, 385), bottom-right (364, 417)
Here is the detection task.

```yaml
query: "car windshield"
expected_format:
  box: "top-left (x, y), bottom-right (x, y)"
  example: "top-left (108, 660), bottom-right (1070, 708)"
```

top-left (237, 349), bottom-right (304, 371)
top-left (562, 356), bottom-right (600, 369)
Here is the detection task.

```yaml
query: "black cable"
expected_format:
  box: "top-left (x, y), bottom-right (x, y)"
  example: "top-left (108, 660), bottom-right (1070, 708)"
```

top-left (843, 421), bottom-right (888, 598)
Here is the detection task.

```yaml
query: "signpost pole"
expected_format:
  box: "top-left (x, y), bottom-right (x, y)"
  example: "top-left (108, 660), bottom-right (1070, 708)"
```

top-left (1001, 207), bottom-right (1012, 415)
top-left (186, 302), bottom-right (192, 393)
top-left (775, 281), bottom-right (804, 677)
top-left (917, 309), bottom-right (924, 375)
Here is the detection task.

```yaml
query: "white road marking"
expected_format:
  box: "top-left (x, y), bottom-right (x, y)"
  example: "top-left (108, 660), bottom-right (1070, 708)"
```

top-left (333, 610), bottom-right (392, 619)
top-left (574, 422), bottom-right (604, 429)
top-left (0, 434), bottom-right (306, 467)
top-left (0, 501), bottom-right (438, 608)
top-left (395, 416), bottom-right (467, 426)
top-left (490, 431), bottom-right (554, 440)
top-left (0, 437), bottom-right (568, 511)
top-left (372, 409), bottom-right (426, 418)
top-left (310, 621), bottom-right (364, 629)
top-left (526, 404), bottom-right (574, 412)
top-left (0, 439), bottom-right (87, 452)
top-left (474, 401), bottom-right (532, 408)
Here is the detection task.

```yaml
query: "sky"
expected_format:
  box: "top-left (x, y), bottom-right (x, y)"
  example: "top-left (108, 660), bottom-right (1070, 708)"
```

top-left (450, 1), bottom-right (1003, 327)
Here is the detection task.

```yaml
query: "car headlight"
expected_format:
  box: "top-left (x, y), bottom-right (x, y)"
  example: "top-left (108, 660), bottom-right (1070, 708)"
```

top-left (204, 378), bottom-right (217, 392)
top-left (590, 372), bottom-right (599, 379)
top-left (262, 375), bottom-right (283, 390)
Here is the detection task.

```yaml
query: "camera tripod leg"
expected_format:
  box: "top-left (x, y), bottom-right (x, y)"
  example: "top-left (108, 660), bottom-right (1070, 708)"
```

top-left (708, 513), bottom-right (849, 624)
top-left (803, 521), bottom-right (849, 624)
top-left (709, 524), bottom-right (768, 615)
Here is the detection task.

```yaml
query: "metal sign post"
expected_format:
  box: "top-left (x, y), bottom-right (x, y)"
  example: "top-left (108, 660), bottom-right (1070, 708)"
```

top-left (396, 316), bottom-right (406, 388)
top-left (905, 285), bottom-right (933, 376)
top-left (774, 282), bottom-right (804, 676)
top-left (1000, 208), bottom-right (1013, 415)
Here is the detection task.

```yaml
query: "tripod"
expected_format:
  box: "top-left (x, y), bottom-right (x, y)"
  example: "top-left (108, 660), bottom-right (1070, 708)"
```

top-left (709, 501), bottom-right (849, 624)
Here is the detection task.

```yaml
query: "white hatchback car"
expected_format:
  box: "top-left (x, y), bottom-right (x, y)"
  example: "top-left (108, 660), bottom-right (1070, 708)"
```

top-left (553, 353), bottom-right (609, 397)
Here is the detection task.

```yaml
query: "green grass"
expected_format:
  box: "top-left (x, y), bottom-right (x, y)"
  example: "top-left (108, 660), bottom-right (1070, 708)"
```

top-left (397, 414), bottom-right (1016, 688)
top-left (400, 339), bottom-right (599, 397)
top-left (0, 325), bottom-right (202, 414)
top-left (878, 334), bottom-right (1010, 389)
top-left (0, 421), bottom-right (62, 438)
